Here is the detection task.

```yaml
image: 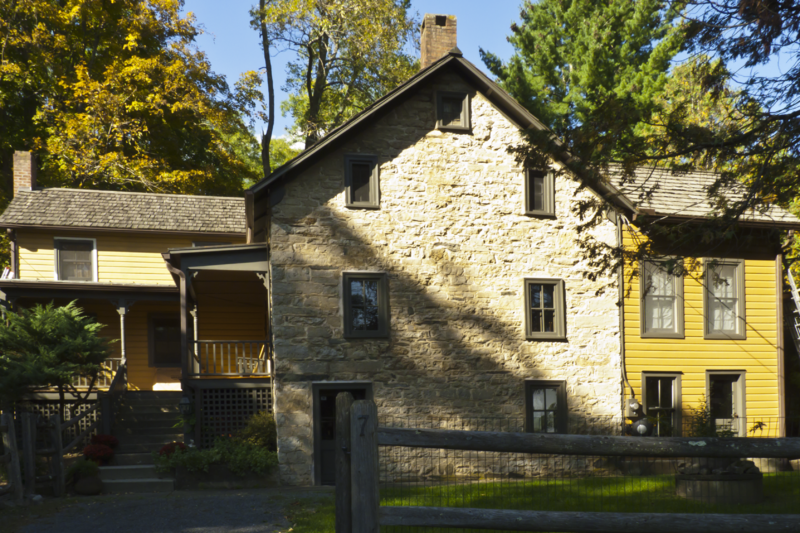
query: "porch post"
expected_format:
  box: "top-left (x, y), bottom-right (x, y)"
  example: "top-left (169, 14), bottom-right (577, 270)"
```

top-left (190, 304), bottom-right (198, 360)
top-left (116, 301), bottom-right (130, 363)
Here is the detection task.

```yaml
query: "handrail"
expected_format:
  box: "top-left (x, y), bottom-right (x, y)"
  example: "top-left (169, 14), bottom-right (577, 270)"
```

top-left (191, 340), bottom-right (271, 377)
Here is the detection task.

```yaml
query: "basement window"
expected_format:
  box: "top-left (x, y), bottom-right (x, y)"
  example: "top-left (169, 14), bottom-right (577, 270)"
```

top-left (642, 373), bottom-right (681, 436)
top-left (436, 91), bottom-right (470, 132)
top-left (54, 238), bottom-right (97, 282)
top-left (525, 380), bottom-right (567, 433)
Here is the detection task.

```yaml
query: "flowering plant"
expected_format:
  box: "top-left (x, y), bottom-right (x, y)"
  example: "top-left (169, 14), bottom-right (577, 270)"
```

top-left (159, 441), bottom-right (187, 457)
top-left (91, 434), bottom-right (119, 449)
top-left (83, 443), bottom-right (114, 463)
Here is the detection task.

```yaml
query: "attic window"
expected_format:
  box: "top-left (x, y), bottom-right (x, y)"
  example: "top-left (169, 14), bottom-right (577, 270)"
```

top-left (344, 154), bottom-right (379, 209)
top-left (525, 169), bottom-right (555, 217)
top-left (436, 91), bottom-right (470, 132)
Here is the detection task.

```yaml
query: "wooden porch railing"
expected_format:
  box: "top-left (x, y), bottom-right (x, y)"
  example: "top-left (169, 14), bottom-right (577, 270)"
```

top-left (191, 340), bottom-right (271, 377)
top-left (72, 357), bottom-right (124, 389)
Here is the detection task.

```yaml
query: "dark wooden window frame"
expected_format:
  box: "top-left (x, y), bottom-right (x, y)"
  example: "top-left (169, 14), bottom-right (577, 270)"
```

top-left (523, 278), bottom-right (567, 341)
top-left (342, 272), bottom-right (390, 338)
top-left (54, 237), bottom-right (97, 282)
top-left (312, 381), bottom-right (373, 486)
top-left (148, 313), bottom-right (182, 368)
top-left (703, 258), bottom-right (746, 340)
top-left (640, 259), bottom-right (685, 339)
top-left (524, 169), bottom-right (556, 217)
top-left (435, 91), bottom-right (471, 132)
top-left (344, 154), bottom-right (380, 209)
top-left (525, 380), bottom-right (568, 434)
top-left (641, 371), bottom-right (682, 436)
top-left (705, 370), bottom-right (747, 436)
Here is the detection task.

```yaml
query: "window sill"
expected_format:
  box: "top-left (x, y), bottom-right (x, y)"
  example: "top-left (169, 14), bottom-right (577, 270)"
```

top-left (704, 331), bottom-right (747, 341)
top-left (525, 334), bottom-right (567, 342)
top-left (436, 125), bottom-right (472, 133)
top-left (345, 203), bottom-right (380, 210)
top-left (343, 333), bottom-right (389, 340)
top-left (640, 331), bottom-right (685, 340)
top-left (524, 211), bottom-right (557, 219)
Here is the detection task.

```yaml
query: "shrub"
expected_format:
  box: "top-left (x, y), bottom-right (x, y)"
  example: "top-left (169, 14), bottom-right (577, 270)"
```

top-left (237, 411), bottom-right (277, 451)
top-left (159, 441), bottom-right (187, 457)
top-left (90, 434), bottom-right (119, 449)
top-left (153, 438), bottom-right (277, 476)
top-left (67, 458), bottom-right (99, 481)
top-left (82, 443), bottom-right (114, 463)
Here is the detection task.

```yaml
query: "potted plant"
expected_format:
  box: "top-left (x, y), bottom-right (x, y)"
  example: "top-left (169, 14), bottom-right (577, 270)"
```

top-left (67, 458), bottom-right (103, 496)
top-left (83, 443), bottom-right (114, 465)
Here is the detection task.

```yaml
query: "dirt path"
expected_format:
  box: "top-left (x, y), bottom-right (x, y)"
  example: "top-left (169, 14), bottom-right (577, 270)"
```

top-left (9, 487), bottom-right (333, 533)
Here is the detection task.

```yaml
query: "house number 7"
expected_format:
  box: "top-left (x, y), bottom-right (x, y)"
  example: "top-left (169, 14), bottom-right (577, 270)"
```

top-left (358, 415), bottom-right (369, 436)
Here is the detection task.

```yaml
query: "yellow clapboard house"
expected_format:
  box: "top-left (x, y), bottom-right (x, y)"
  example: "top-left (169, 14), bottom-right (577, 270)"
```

top-left (613, 168), bottom-right (800, 438)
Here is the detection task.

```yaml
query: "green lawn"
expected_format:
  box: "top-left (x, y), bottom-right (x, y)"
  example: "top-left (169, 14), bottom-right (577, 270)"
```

top-left (286, 473), bottom-right (800, 533)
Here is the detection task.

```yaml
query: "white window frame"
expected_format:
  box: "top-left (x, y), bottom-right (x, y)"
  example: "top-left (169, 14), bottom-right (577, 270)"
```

top-left (53, 237), bottom-right (98, 282)
top-left (703, 258), bottom-right (746, 340)
top-left (640, 260), bottom-right (684, 339)
top-left (706, 370), bottom-right (746, 437)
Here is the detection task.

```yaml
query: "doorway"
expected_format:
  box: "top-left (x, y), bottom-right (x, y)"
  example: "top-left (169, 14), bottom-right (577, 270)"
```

top-left (312, 382), bottom-right (371, 485)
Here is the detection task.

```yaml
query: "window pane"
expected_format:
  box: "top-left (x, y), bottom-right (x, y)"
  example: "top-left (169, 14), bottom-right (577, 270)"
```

top-left (364, 280), bottom-right (379, 307)
top-left (350, 280), bottom-right (364, 306)
top-left (712, 299), bottom-right (737, 332)
top-left (153, 318), bottom-right (181, 366)
top-left (350, 162), bottom-right (372, 203)
top-left (546, 413), bottom-right (556, 433)
top-left (532, 389), bottom-right (545, 410)
top-left (533, 412), bottom-right (544, 432)
top-left (545, 388), bottom-right (557, 410)
top-left (712, 265), bottom-right (736, 298)
top-left (659, 378), bottom-right (673, 408)
top-left (364, 305), bottom-right (379, 331)
top-left (530, 174), bottom-right (544, 211)
top-left (543, 310), bottom-right (555, 332)
top-left (645, 377), bottom-right (660, 410)
top-left (441, 96), bottom-right (462, 125)
top-left (531, 310), bottom-right (542, 332)
top-left (352, 307), bottom-right (365, 331)
top-left (531, 284), bottom-right (541, 308)
top-left (57, 240), bottom-right (93, 281)
top-left (710, 375), bottom-right (737, 419)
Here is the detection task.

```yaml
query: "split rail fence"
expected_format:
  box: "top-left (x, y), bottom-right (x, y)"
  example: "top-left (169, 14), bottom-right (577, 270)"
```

top-left (335, 395), bottom-right (800, 533)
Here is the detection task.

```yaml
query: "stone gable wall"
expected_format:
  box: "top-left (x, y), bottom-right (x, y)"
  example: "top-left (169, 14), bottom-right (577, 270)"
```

top-left (268, 70), bottom-right (622, 486)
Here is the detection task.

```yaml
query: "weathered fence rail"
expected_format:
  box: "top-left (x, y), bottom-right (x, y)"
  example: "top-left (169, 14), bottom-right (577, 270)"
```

top-left (0, 413), bottom-right (23, 501)
top-left (337, 397), bottom-right (800, 533)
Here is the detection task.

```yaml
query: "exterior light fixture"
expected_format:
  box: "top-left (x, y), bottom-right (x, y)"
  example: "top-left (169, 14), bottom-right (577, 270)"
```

top-left (179, 395), bottom-right (192, 417)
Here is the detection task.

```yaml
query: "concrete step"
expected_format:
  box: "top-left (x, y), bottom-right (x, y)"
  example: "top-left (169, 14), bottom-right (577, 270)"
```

top-left (99, 465), bottom-right (158, 480)
top-left (115, 424), bottom-right (181, 435)
top-left (120, 433), bottom-right (183, 445)
top-left (116, 442), bottom-right (176, 454)
top-left (113, 453), bottom-right (155, 466)
top-left (103, 478), bottom-right (174, 494)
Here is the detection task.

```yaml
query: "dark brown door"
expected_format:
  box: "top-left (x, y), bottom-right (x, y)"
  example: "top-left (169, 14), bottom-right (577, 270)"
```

top-left (318, 388), bottom-right (367, 485)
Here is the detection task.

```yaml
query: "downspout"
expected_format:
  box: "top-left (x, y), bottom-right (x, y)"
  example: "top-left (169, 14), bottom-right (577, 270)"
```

top-left (616, 212), bottom-right (635, 402)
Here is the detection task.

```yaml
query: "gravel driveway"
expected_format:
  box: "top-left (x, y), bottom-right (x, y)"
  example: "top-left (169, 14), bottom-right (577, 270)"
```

top-left (13, 488), bottom-right (331, 533)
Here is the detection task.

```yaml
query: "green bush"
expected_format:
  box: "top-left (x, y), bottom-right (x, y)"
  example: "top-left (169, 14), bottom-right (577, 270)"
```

top-left (153, 438), bottom-right (277, 476)
top-left (237, 411), bottom-right (277, 451)
top-left (67, 458), bottom-right (99, 481)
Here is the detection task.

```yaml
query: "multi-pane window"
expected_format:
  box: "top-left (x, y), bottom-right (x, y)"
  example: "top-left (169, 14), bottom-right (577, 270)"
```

top-left (525, 380), bottom-right (567, 433)
top-left (149, 315), bottom-right (181, 367)
top-left (344, 155), bottom-right (379, 208)
top-left (643, 374), bottom-right (680, 436)
top-left (435, 91), bottom-right (470, 131)
top-left (704, 259), bottom-right (745, 339)
top-left (641, 261), bottom-right (684, 338)
top-left (525, 169), bottom-right (555, 216)
top-left (343, 273), bottom-right (389, 338)
top-left (708, 372), bottom-right (745, 436)
top-left (54, 238), bottom-right (95, 282)
top-left (524, 279), bottom-right (566, 340)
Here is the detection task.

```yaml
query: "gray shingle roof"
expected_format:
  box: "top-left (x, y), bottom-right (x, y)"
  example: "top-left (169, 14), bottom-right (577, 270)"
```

top-left (0, 189), bottom-right (246, 234)
top-left (612, 167), bottom-right (800, 226)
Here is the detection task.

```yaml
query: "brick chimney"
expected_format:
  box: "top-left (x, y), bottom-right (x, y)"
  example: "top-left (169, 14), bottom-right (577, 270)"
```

top-left (420, 14), bottom-right (457, 70)
top-left (13, 151), bottom-right (37, 197)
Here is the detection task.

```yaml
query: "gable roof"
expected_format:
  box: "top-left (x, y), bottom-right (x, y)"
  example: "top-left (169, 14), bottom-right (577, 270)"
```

top-left (613, 167), bottom-right (800, 228)
top-left (249, 50), bottom-right (800, 230)
top-left (0, 188), bottom-right (246, 235)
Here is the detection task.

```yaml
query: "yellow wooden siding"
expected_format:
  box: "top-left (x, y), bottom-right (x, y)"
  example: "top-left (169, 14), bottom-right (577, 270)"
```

top-left (623, 226), bottom-right (781, 429)
top-left (17, 230), bottom-right (244, 284)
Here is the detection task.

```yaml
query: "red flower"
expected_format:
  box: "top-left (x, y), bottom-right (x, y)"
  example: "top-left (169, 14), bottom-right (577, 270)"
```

top-left (83, 443), bottom-right (114, 462)
top-left (159, 441), bottom-right (187, 457)
top-left (91, 434), bottom-right (119, 449)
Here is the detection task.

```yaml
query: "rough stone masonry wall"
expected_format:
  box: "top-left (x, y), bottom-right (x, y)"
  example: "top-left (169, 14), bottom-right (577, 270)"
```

top-left (269, 70), bottom-right (622, 486)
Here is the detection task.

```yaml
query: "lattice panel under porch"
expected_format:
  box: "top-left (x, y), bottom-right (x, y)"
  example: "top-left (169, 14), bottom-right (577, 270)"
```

top-left (199, 387), bottom-right (272, 448)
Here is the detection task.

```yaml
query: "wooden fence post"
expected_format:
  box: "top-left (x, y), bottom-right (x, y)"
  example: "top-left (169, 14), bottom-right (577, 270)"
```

top-left (21, 412), bottom-right (37, 497)
top-left (49, 414), bottom-right (65, 497)
top-left (335, 392), bottom-right (355, 533)
top-left (1, 413), bottom-right (23, 501)
top-left (351, 399), bottom-right (379, 533)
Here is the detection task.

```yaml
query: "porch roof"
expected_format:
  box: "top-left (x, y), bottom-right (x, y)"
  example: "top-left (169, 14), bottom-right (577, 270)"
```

top-left (0, 279), bottom-right (179, 301)
top-left (163, 243), bottom-right (269, 273)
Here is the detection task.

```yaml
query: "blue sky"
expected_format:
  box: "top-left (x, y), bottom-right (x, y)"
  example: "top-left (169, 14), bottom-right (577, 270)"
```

top-left (182, 1), bottom-right (522, 137)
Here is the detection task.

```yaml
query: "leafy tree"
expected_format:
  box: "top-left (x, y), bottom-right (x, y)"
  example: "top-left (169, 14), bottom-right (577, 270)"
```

top-left (256, 0), bottom-right (419, 148)
top-left (0, 0), bottom-right (263, 195)
top-left (0, 302), bottom-right (112, 418)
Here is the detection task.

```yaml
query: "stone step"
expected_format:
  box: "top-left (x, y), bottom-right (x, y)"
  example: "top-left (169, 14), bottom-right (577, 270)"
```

top-left (120, 433), bottom-right (182, 445)
top-left (118, 405), bottom-right (180, 415)
top-left (99, 465), bottom-right (158, 480)
top-left (113, 453), bottom-right (155, 466)
top-left (124, 392), bottom-right (183, 400)
top-left (116, 442), bottom-right (176, 454)
top-left (119, 399), bottom-right (180, 407)
top-left (103, 478), bottom-right (174, 494)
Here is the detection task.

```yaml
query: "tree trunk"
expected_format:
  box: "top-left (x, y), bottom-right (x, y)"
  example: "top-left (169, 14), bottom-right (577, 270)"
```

top-left (305, 34), bottom-right (329, 148)
top-left (259, 0), bottom-right (275, 178)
